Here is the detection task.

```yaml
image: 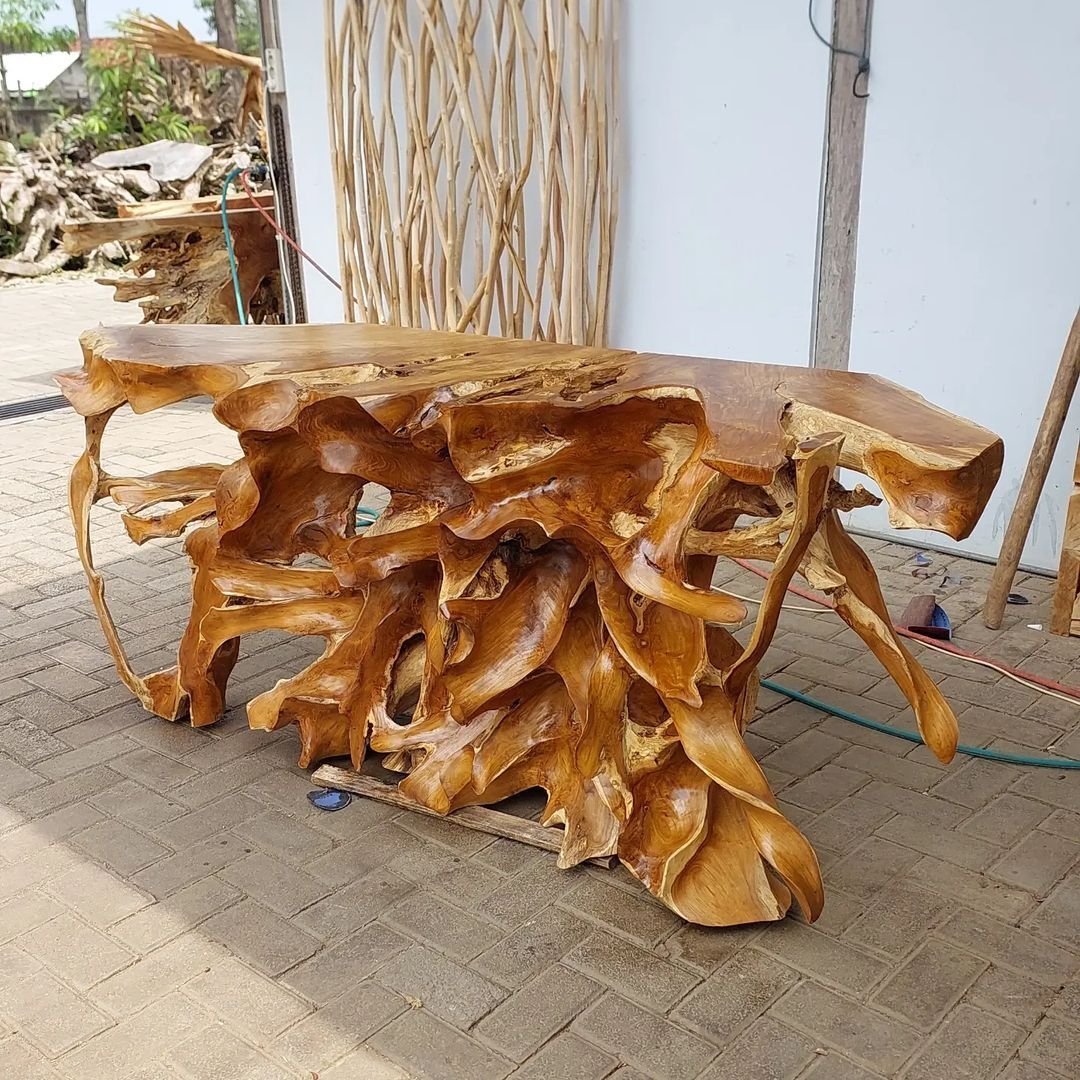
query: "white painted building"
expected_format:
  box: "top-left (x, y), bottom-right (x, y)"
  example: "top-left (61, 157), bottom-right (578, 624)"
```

top-left (1, 51), bottom-right (87, 132)
top-left (1, 50), bottom-right (86, 102)
top-left (262, 1), bottom-right (1080, 572)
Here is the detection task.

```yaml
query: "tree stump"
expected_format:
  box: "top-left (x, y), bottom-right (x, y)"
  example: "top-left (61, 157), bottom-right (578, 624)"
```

top-left (62, 195), bottom-right (281, 324)
top-left (58, 324), bottom-right (1003, 927)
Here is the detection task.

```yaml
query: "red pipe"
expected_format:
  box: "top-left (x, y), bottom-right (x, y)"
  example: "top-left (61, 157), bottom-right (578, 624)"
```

top-left (237, 170), bottom-right (343, 291)
top-left (732, 557), bottom-right (1080, 702)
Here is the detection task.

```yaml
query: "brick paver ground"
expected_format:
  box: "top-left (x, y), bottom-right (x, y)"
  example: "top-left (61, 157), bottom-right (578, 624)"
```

top-left (0, 277), bottom-right (141, 402)
top-left (2, 279), bottom-right (1080, 1079)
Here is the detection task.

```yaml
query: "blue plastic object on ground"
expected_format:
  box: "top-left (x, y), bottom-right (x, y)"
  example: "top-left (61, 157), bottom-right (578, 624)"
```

top-left (307, 788), bottom-right (352, 811)
top-left (930, 603), bottom-right (952, 640)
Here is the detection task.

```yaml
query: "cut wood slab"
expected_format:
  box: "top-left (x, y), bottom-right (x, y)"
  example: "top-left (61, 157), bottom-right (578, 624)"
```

top-left (63, 206), bottom-right (268, 252)
top-left (62, 201), bottom-right (280, 325)
top-left (59, 323), bottom-right (1002, 928)
top-left (1051, 477), bottom-right (1080, 635)
top-left (116, 191), bottom-right (273, 219)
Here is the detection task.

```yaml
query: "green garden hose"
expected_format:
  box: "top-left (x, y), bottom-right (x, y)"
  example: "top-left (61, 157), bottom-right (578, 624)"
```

top-left (761, 679), bottom-right (1080, 770)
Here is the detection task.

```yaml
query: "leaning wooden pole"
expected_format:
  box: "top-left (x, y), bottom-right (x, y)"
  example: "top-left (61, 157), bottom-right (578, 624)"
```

top-left (983, 306), bottom-right (1080, 629)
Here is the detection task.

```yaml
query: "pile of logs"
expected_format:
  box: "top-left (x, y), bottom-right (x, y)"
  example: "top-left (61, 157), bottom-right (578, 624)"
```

top-left (0, 141), bottom-right (131, 278)
top-left (0, 18), bottom-right (266, 284)
top-left (0, 139), bottom-right (256, 281)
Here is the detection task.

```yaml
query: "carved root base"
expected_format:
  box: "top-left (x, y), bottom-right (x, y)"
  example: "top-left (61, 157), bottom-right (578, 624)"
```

top-left (59, 324), bottom-right (1003, 927)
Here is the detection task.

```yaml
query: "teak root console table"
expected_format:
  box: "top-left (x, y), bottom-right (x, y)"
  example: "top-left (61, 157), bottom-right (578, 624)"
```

top-left (58, 324), bottom-right (1003, 927)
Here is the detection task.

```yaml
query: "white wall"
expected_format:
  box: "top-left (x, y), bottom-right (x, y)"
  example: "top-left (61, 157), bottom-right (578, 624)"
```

top-left (274, 0), bottom-right (344, 324)
top-left (275, 1), bottom-right (834, 359)
top-left (278, 1), bottom-right (1080, 569)
top-left (847, 1), bottom-right (1080, 571)
top-left (611, 4), bottom-right (831, 362)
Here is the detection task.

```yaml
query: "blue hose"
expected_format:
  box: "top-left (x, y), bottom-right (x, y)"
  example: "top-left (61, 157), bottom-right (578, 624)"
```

top-left (221, 167), bottom-right (247, 325)
top-left (761, 679), bottom-right (1080, 769)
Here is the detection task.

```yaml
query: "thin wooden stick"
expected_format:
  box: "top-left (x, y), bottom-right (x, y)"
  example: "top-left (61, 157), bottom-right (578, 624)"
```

top-left (327, 0), bottom-right (616, 345)
top-left (984, 306), bottom-right (1080, 628)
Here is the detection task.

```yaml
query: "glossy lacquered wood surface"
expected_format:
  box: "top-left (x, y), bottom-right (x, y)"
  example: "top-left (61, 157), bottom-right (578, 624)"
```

top-left (59, 324), bottom-right (1001, 926)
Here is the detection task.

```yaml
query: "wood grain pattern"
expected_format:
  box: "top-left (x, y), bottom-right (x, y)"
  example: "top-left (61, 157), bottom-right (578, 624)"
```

top-left (1051, 438), bottom-right (1080, 636)
top-left (59, 323), bottom-right (1002, 927)
top-left (1051, 487), bottom-right (1080, 635)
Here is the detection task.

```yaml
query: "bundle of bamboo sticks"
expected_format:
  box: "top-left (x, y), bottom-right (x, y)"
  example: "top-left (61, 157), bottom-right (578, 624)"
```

top-left (325, 0), bottom-right (617, 346)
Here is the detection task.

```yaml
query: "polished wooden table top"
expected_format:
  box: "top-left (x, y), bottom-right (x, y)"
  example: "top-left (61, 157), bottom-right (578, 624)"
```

top-left (65, 323), bottom-right (1002, 540)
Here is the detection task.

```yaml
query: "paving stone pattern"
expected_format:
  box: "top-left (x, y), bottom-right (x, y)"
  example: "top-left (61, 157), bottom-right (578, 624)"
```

top-left (0, 277), bottom-right (141, 404)
top-left (2, 280), bottom-right (1080, 1077)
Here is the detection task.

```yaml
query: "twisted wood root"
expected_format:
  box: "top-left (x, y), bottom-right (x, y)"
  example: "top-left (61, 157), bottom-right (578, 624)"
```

top-left (61, 324), bottom-right (1002, 926)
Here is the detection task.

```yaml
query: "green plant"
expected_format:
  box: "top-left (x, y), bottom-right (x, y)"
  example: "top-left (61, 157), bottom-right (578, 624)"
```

top-left (66, 37), bottom-right (207, 149)
top-left (0, 0), bottom-right (75, 52)
top-left (0, 222), bottom-right (17, 258)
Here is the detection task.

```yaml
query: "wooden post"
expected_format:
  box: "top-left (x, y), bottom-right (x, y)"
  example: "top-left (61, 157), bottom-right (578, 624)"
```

top-left (1050, 479), bottom-right (1080, 635)
top-left (813, 0), bottom-right (873, 371)
top-left (983, 307), bottom-right (1080, 628)
top-left (258, 0), bottom-right (308, 321)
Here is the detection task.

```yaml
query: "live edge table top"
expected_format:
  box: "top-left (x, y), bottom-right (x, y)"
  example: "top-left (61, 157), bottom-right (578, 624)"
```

top-left (64, 322), bottom-right (1002, 542)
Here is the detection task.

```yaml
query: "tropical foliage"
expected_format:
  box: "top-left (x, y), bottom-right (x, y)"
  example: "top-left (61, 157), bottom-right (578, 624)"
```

top-left (66, 35), bottom-right (205, 149)
top-left (0, 0), bottom-right (74, 53)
